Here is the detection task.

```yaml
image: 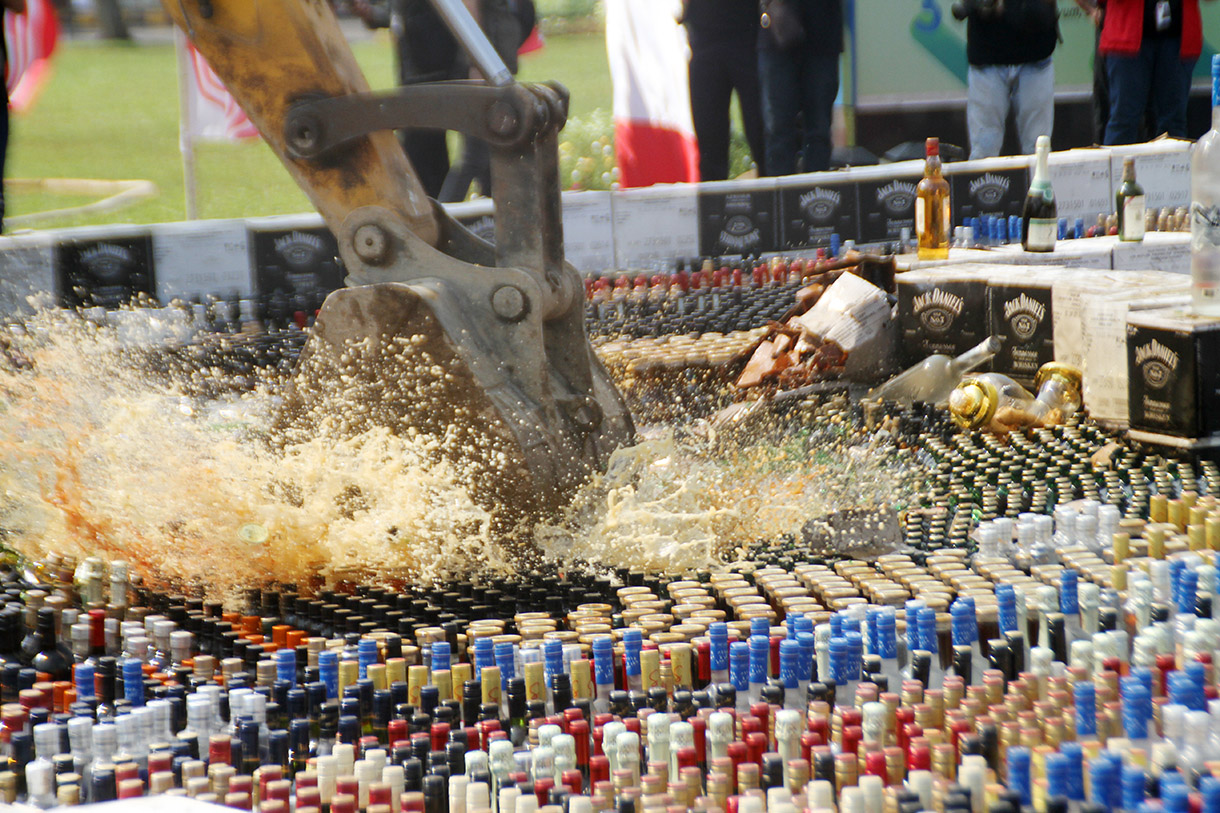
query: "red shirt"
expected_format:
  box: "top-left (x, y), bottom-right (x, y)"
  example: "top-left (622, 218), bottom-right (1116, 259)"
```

top-left (1099, 0), bottom-right (1204, 58)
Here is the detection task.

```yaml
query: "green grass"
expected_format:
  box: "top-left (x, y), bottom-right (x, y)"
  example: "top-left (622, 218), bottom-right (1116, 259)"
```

top-left (6, 28), bottom-right (612, 228)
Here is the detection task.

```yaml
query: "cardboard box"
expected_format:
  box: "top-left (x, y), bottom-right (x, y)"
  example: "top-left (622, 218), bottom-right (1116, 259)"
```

top-left (1083, 287), bottom-right (1190, 423)
top-left (1127, 306), bottom-right (1220, 439)
top-left (895, 265), bottom-right (992, 366)
top-left (0, 232), bottom-right (55, 317)
top-left (945, 156), bottom-right (1030, 227)
top-left (246, 214), bottom-right (344, 314)
top-left (54, 225), bottom-right (156, 309)
top-left (985, 266), bottom-right (1067, 387)
top-left (989, 237), bottom-right (1115, 269)
top-left (697, 179), bottom-right (778, 257)
top-left (152, 219), bottom-right (252, 304)
top-left (776, 172), bottom-right (860, 251)
top-left (612, 183), bottom-right (699, 267)
top-left (1110, 231), bottom-right (1190, 275)
top-left (855, 160), bottom-right (924, 246)
top-left (1048, 148), bottom-right (1115, 224)
top-left (1107, 139), bottom-right (1193, 211)
top-left (560, 191), bottom-right (616, 274)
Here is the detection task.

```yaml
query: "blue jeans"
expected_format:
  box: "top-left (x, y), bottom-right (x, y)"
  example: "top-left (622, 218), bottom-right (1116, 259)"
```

top-left (966, 58), bottom-right (1055, 159)
top-left (758, 45), bottom-right (840, 175)
top-left (1104, 38), bottom-right (1195, 145)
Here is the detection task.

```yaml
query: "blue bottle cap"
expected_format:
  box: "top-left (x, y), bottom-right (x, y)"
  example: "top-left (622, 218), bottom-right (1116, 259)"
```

top-left (779, 639), bottom-right (800, 689)
top-left (748, 635), bottom-right (770, 685)
top-left (729, 640), bottom-right (750, 691)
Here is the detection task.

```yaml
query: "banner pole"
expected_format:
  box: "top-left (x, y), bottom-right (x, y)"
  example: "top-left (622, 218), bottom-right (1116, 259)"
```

top-left (174, 27), bottom-right (200, 221)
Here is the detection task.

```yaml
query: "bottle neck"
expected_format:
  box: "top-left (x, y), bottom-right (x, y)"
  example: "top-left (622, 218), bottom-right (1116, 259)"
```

top-left (950, 339), bottom-right (999, 376)
top-left (925, 155), bottom-right (942, 178)
top-left (1032, 148), bottom-right (1051, 189)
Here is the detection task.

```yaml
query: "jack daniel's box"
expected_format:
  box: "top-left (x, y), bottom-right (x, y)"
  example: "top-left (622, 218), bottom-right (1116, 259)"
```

top-left (856, 161), bottom-right (922, 245)
top-left (946, 157), bottom-right (1029, 225)
top-left (895, 266), bottom-right (990, 367)
top-left (985, 266), bottom-right (1065, 387)
top-left (247, 215), bottom-right (345, 314)
top-left (1127, 307), bottom-right (1220, 441)
top-left (697, 179), bottom-right (778, 257)
top-left (54, 227), bottom-right (156, 308)
top-left (776, 173), bottom-right (859, 250)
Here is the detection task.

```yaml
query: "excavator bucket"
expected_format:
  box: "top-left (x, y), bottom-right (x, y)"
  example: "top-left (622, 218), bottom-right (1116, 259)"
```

top-left (163, 0), bottom-right (635, 523)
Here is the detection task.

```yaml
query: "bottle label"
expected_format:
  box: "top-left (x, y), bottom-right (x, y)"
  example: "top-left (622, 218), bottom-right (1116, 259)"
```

top-left (1192, 202), bottom-right (1220, 246)
top-left (1122, 195), bottom-right (1146, 241)
top-left (1026, 218), bottom-right (1057, 251)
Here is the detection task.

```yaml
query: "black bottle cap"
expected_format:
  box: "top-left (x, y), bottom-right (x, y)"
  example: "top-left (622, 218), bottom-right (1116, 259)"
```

top-left (761, 682), bottom-right (784, 706)
top-left (1098, 607), bottom-right (1119, 632)
top-left (714, 683), bottom-right (736, 709)
top-left (762, 753), bottom-right (785, 790)
top-left (647, 686), bottom-right (668, 712)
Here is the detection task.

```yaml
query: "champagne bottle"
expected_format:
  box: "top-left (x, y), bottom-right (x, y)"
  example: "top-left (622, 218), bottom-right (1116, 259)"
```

top-left (866, 336), bottom-right (1001, 406)
top-left (1116, 158), bottom-right (1146, 243)
top-left (1022, 135), bottom-right (1057, 252)
top-left (916, 138), bottom-right (951, 260)
top-left (1192, 54), bottom-right (1220, 316)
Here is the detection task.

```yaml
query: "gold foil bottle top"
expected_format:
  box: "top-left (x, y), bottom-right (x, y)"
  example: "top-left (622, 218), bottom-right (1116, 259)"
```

top-left (948, 377), bottom-right (999, 430)
top-left (1034, 362), bottom-right (1084, 410)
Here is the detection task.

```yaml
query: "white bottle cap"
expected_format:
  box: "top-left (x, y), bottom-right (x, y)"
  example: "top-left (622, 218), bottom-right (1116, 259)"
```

top-left (26, 759), bottom-right (53, 799)
top-left (515, 791), bottom-right (538, 813)
top-left (466, 780), bottom-right (490, 811)
top-left (537, 723), bottom-right (561, 749)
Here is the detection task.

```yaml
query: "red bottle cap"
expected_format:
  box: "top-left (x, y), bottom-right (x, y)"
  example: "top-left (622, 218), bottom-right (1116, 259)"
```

top-left (336, 777), bottom-right (359, 799)
top-left (926, 137), bottom-right (940, 157)
top-left (224, 790), bottom-right (251, 810)
top-left (332, 794), bottom-right (357, 813)
top-left (865, 750), bottom-right (888, 779)
top-left (590, 754), bottom-right (610, 785)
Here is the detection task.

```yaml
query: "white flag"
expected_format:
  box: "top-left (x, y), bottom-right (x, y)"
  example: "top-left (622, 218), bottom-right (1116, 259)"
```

top-left (605, 0), bottom-right (699, 187)
top-left (181, 38), bottom-right (258, 142)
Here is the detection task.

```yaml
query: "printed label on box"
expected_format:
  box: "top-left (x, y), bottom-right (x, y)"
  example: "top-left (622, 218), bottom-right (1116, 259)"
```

top-left (250, 226), bottom-right (345, 313)
top-left (153, 221), bottom-right (252, 303)
top-left (698, 187), bottom-right (778, 257)
top-left (778, 180), bottom-right (860, 250)
top-left (951, 167), bottom-right (1030, 224)
top-left (612, 186), bottom-right (700, 267)
top-left (55, 235), bottom-right (156, 309)
top-left (858, 177), bottom-right (919, 244)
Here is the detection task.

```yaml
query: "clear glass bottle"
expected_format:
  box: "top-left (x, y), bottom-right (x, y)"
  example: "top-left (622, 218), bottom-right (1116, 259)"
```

top-left (866, 336), bottom-right (1001, 406)
top-left (947, 363), bottom-right (1083, 433)
top-left (1191, 54), bottom-right (1220, 316)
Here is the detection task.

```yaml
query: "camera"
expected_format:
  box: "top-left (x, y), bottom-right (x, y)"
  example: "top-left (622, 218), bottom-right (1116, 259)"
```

top-left (951, 0), bottom-right (1005, 21)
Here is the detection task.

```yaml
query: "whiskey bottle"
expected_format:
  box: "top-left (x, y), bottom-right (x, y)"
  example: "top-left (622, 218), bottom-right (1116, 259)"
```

top-left (1116, 158), bottom-right (1146, 242)
top-left (916, 138), bottom-right (951, 260)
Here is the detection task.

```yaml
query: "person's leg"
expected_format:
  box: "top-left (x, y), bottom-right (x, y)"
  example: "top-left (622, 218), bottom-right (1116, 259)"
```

top-left (1148, 37), bottom-right (1194, 138)
top-left (967, 64), bottom-right (1011, 159)
top-left (730, 41), bottom-right (768, 177)
top-left (439, 136), bottom-right (480, 203)
top-left (0, 89), bottom-right (8, 233)
top-left (688, 35), bottom-right (735, 181)
top-left (1104, 50), bottom-right (1153, 145)
top-left (1013, 57), bottom-right (1055, 154)
top-left (401, 129), bottom-right (450, 199)
top-left (758, 46), bottom-right (802, 176)
top-left (1093, 22), bottom-right (1110, 144)
top-left (798, 48), bottom-right (839, 173)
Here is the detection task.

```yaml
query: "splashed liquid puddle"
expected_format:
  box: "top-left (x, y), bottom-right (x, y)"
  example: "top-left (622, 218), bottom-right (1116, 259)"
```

top-left (0, 307), bottom-right (921, 601)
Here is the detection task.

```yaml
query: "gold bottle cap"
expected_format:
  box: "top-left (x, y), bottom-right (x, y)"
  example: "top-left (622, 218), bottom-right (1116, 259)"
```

top-left (948, 377), bottom-right (999, 430)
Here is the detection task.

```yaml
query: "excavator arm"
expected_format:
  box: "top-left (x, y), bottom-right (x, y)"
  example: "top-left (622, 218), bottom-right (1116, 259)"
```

top-left (164, 0), bottom-right (635, 527)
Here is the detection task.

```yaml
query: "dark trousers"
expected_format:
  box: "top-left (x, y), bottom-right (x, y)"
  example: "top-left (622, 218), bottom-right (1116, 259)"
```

top-left (439, 137), bottom-right (492, 203)
top-left (758, 44), bottom-right (839, 175)
top-left (688, 32), bottom-right (767, 180)
top-left (402, 129), bottom-right (450, 199)
top-left (1104, 37), bottom-right (1195, 145)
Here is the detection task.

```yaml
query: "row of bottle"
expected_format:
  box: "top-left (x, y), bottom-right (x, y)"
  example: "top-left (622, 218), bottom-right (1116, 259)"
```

top-left (7, 479), bottom-right (1220, 805)
top-left (13, 554), bottom-right (1220, 812)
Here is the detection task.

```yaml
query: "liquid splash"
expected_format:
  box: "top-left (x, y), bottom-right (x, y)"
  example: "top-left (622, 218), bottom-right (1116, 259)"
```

top-left (0, 306), bottom-right (921, 602)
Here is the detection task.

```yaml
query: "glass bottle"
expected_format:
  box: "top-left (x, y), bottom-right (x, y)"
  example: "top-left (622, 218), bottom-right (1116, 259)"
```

top-left (1116, 157), bottom-right (1146, 242)
top-left (1022, 135), bottom-right (1057, 252)
top-left (947, 363), bottom-right (1083, 433)
top-left (867, 336), bottom-right (1001, 406)
top-left (916, 137), bottom-right (951, 260)
top-left (30, 608), bottom-right (72, 682)
top-left (1191, 54), bottom-right (1220, 316)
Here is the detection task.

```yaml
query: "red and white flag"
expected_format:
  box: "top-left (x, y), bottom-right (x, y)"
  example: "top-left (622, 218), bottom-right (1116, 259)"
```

top-left (5, 0), bottom-right (59, 113)
top-left (605, 0), bottom-right (699, 188)
top-left (181, 38), bottom-right (258, 142)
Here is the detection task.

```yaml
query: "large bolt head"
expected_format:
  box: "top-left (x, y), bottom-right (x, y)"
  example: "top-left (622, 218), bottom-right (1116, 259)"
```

top-left (491, 285), bottom-right (528, 322)
top-left (353, 224), bottom-right (390, 265)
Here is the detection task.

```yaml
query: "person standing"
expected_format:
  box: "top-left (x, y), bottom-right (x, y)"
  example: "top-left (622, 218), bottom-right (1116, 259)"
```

top-left (757, 0), bottom-right (843, 176)
top-left (1, 0), bottom-right (27, 233)
top-left (1096, 0), bottom-right (1217, 145)
top-left (961, 0), bottom-right (1059, 159)
top-left (680, 0), bottom-right (766, 181)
